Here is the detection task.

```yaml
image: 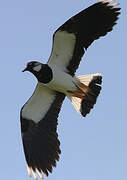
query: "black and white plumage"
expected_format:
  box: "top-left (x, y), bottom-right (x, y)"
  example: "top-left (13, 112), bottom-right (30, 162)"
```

top-left (20, 1), bottom-right (120, 179)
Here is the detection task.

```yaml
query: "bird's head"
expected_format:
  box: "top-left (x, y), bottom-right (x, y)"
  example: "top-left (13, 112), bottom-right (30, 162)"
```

top-left (22, 61), bottom-right (53, 84)
top-left (22, 61), bottom-right (42, 73)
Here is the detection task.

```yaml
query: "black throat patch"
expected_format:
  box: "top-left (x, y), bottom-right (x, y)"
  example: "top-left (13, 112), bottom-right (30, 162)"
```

top-left (33, 64), bottom-right (53, 84)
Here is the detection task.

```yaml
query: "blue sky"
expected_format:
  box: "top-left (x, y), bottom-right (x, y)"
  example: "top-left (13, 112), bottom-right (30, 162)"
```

top-left (0, 0), bottom-right (126, 180)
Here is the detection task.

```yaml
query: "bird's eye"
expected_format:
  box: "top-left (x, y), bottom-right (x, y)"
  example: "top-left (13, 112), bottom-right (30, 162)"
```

top-left (26, 62), bottom-right (32, 67)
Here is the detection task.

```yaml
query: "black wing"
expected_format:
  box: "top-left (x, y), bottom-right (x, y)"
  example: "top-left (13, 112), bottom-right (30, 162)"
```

top-left (48, 1), bottom-right (120, 75)
top-left (20, 83), bottom-right (65, 178)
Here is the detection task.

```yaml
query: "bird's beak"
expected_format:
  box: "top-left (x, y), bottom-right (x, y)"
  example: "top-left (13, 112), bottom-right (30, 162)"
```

top-left (22, 67), bottom-right (28, 72)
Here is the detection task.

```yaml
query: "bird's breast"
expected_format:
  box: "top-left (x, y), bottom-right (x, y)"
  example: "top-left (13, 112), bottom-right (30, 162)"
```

top-left (47, 65), bottom-right (78, 94)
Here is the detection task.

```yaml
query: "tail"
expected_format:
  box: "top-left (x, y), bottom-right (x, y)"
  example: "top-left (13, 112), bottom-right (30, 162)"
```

top-left (67, 73), bottom-right (102, 117)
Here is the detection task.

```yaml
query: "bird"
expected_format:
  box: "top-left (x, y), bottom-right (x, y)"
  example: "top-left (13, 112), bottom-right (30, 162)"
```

top-left (20, 0), bottom-right (120, 179)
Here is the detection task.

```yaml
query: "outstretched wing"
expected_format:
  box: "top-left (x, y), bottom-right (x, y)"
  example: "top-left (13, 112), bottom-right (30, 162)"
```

top-left (20, 83), bottom-right (65, 178)
top-left (48, 1), bottom-right (120, 76)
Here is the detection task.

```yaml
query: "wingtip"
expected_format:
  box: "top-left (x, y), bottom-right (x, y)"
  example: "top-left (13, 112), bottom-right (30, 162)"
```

top-left (27, 166), bottom-right (44, 180)
top-left (107, 2), bottom-right (120, 7)
top-left (27, 165), bottom-right (32, 178)
top-left (98, 0), bottom-right (114, 2)
top-left (31, 169), bottom-right (38, 180)
top-left (36, 169), bottom-right (44, 179)
top-left (98, 0), bottom-right (120, 6)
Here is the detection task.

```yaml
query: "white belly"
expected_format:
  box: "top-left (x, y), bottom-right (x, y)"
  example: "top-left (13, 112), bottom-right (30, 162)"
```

top-left (47, 65), bottom-right (78, 93)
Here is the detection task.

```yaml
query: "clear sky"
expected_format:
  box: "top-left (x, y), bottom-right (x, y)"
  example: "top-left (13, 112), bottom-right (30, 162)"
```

top-left (0, 0), bottom-right (126, 180)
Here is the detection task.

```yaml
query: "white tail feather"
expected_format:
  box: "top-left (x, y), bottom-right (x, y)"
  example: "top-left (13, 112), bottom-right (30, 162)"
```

top-left (77, 73), bottom-right (102, 86)
top-left (67, 95), bottom-right (81, 113)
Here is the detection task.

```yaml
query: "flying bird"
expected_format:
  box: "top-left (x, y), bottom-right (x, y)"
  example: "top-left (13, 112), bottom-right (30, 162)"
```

top-left (20, 0), bottom-right (120, 179)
